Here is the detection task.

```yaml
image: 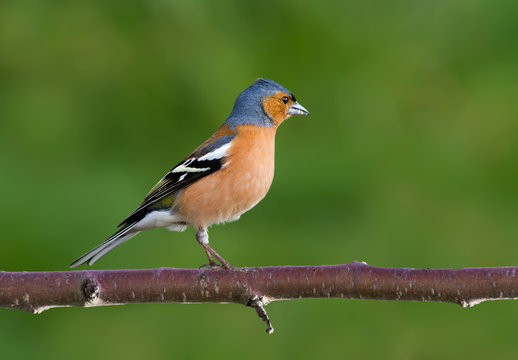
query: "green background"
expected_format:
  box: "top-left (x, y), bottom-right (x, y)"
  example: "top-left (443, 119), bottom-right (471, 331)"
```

top-left (1, 1), bottom-right (518, 358)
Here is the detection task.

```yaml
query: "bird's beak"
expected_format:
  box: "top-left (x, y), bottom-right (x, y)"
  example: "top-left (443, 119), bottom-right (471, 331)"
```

top-left (287, 102), bottom-right (310, 116)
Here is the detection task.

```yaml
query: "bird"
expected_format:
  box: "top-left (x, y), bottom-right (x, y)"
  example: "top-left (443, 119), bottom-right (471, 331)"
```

top-left (70, 78), bottom-right (309, 269)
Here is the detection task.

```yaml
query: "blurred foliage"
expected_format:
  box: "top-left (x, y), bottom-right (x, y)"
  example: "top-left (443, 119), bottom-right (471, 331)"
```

top-left (1, 0), bottom-right (518, 358)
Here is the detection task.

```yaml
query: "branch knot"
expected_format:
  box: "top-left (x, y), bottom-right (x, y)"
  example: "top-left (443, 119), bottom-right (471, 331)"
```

top-left (80, 278), bottom-right (99, 303)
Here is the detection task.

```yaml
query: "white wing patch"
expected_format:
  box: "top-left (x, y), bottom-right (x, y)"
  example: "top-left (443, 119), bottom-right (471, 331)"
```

top-left (170, 142), bottom-right (231, 174)
top-left (172, 159), bottom-right (210, 173)
top-left (198, 142), bottom-right (231, 161)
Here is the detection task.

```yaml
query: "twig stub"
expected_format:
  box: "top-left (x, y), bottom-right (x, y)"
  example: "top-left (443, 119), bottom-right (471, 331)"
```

top-left (248, 295), bottom-right (274, 334)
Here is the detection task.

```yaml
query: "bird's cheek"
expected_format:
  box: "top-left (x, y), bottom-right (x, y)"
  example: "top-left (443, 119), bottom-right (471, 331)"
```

top-left (262, 97), bottom-right (287, 126)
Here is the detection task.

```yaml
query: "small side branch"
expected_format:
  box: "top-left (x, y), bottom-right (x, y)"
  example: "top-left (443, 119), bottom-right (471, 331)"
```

top-left (2, 262), bottom-right (518, 333)
top-left (248, 295), bottom-right (274, 334)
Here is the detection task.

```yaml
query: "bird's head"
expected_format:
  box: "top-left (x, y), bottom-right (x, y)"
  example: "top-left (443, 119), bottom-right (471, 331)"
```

top-left (225, 78), bottom-right (309, 128)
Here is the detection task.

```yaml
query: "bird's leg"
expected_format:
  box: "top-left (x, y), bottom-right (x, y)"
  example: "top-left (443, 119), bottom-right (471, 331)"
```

top-left (196, 227), bottom-right (236, 270)
top-left (196, 228), bottom-right (216, 266)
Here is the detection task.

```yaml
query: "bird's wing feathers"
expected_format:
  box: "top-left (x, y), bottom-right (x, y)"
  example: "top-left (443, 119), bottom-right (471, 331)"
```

top-left (118, 133), bottom-right (236, 227)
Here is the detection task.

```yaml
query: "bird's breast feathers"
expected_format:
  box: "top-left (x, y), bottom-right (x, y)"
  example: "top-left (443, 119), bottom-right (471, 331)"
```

top-left (175, 125), bottom-right (277, 228)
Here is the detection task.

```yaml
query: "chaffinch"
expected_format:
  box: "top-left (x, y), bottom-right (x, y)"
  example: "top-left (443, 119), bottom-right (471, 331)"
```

top-left (70, 78), bottom-right (309, 269)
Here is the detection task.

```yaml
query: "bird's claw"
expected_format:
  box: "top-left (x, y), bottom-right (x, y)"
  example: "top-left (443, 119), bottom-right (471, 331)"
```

top-left (199, 262), bottom-right (238, 271)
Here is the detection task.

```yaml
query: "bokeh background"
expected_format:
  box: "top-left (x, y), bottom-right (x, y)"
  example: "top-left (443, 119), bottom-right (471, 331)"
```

top-left (1, 0), bottom-right (518, 358)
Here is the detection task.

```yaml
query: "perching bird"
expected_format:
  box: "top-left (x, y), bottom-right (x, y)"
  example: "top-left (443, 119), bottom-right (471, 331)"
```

top-left (70, 78), bottom-right (309, 269)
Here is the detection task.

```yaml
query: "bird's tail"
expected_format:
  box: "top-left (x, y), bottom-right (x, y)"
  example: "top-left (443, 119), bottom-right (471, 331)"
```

top-left (69, 223), bottom-right (140, 268)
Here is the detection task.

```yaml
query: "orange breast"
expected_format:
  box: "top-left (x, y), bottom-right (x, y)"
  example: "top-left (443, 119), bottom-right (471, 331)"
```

top-left (175, 125), bottom-right (277, 228)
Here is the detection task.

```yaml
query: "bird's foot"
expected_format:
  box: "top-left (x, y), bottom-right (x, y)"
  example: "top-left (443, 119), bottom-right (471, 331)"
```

top-left (199, 261), bottom-right (237, 271)
top-left (199, 259), bottom-right (220, 269)
top-left (200, 242), bottom-right (238, 270)
top-left (219, 260), bottom-right (238, 271)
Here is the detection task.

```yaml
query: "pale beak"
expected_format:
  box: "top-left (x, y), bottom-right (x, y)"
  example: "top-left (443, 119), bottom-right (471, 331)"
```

top-left (287, 102), bottom-right (310, 116)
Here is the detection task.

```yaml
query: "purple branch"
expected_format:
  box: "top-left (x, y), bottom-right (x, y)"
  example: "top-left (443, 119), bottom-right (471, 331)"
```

top-left (2, 262), bottom-right (518, 333)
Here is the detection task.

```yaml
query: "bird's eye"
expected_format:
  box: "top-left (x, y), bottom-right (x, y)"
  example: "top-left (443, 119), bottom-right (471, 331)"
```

top-left (281, 96), bottom-right (289, 104)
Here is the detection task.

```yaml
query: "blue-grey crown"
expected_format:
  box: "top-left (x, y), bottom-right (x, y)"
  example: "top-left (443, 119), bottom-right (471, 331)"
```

top-left (224, 78), bottom-right (293, 128)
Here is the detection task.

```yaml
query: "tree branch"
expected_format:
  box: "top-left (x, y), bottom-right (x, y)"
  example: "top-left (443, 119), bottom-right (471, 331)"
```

top-left (2, 262), bottom-right (518, 333)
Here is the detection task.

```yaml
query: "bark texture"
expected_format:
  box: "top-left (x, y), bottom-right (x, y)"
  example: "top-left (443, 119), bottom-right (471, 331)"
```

top-left (2, 262), bottom-right (518, 333)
